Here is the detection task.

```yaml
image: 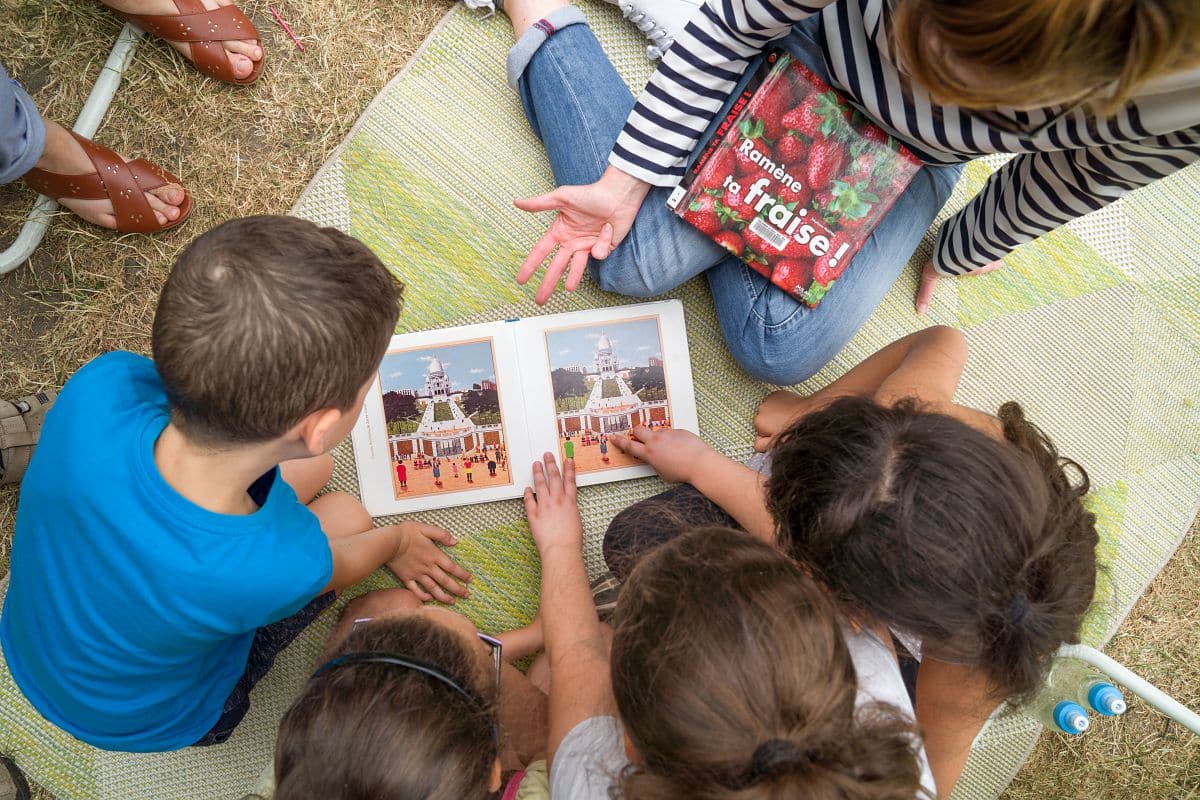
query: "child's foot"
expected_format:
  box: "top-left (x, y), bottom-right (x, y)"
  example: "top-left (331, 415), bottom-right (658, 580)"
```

top-left (99, 0), bottom-right (263, 82)
top-left (30, 120), bottom-right (187, 229)
top-left (753, 390), bottom-right (813, 452)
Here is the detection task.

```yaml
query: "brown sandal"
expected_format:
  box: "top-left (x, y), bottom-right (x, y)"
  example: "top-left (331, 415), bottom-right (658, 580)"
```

top-left (0, 390), bottom-right (56, 486)
top-left (110, 0), bottom-right (264, 85)
top-left (22, 132), bottom-right (193, 234)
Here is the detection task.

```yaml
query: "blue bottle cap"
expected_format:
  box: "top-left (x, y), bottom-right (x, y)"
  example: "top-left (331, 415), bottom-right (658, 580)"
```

top-left (1053, 701), bottom-right (1090, 734)
top-left (1088, 683), bottom-right (1127, 716)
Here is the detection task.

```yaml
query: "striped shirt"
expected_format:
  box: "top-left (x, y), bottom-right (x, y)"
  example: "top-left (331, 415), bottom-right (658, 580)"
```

top-left (609, 0), bottom-right (1200, 275)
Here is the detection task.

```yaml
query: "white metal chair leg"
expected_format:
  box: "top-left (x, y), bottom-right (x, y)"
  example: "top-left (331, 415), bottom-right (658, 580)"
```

top-left (1059, 643), bottom-right (1200, 734)
top-left (0, 23), bottom-right (144, 275)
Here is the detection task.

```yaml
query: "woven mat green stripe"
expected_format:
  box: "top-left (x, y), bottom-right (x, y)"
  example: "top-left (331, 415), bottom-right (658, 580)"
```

top-left (3, 3), bottom-right (1196, 798)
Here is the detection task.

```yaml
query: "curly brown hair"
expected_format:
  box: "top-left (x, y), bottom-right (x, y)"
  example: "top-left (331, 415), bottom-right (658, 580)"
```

top-left (765, 396), bottom-right (1099, 701)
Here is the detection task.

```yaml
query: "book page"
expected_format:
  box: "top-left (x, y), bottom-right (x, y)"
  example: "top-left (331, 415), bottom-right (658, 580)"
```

top-left (351, 323), bottom-right (532, 516)
top-left (513, 300), bottom-right (698, 489)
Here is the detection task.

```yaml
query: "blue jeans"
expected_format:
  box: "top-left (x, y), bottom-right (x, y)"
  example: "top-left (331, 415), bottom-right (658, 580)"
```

top-left (0, 60), bottom-right (46, 185)
top-left (513, 16), bottom-right (963, 384)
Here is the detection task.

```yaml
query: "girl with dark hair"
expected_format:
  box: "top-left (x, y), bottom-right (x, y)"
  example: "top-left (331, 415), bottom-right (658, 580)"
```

top-left (605, 325), bottom-right (1100, 796)
top-left (273, 589), bottom-right (547, 800)
top-left (525, 453), bottom-right (934, 799)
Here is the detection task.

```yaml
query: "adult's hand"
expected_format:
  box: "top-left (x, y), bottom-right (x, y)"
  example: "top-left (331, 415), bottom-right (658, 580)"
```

top-left (514, 165), bottom-right (651, 305)
top-left (523, 452), bottom-right (583, 556)
top-left (915, 258), bottom-right (1004, 314)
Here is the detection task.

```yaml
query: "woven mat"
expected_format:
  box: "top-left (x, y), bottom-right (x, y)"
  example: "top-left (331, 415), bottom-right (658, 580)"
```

top-left (3, 3), bottom-right (1197, 798)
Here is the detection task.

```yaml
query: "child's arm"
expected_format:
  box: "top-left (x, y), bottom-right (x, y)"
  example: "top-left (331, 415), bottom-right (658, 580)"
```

top-left (497, 616), bottom-right (544, 663)
top-left (754, 326), bottom-right (970, 450)
top-left (609, 427), bottom-right (776, 544)
top-left (320, 521), bottom-right (473, 601)
top-left (914, 659), bottom-right (999, 798)
top-left (524, 453), bottom-right (615, 768)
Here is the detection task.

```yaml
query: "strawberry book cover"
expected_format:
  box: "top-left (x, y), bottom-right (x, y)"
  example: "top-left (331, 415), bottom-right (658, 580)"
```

top-left (667, 49), bottom-right (921, 307)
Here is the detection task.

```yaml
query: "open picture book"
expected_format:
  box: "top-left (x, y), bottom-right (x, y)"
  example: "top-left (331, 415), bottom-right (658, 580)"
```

top-left (350, 300), bottom-right (698, 516)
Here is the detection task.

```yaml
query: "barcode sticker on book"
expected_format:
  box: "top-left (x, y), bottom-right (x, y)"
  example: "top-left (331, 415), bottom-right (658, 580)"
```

top-left (749, 217), bottom-right (789, 252)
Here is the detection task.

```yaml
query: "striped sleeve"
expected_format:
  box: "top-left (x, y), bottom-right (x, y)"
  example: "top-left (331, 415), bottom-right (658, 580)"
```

top-left (933, 126), bottom-right (1200, 275)
top-left (609, 0), bottom-right (833, 186)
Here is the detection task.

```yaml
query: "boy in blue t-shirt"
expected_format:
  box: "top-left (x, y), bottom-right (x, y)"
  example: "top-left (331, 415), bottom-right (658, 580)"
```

top-left (0, 215), bottom-right (472, 752)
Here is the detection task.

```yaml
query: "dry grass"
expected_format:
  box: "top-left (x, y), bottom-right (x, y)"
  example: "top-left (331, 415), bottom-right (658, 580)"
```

top-left (1, 2), bottom-right (1198, 798)
top-left (1004, 514), bottom-right (1200, 800)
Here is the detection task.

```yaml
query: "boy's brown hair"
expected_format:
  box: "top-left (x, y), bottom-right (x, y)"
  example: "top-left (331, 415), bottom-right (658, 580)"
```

top-left (274, 615), bottom-right (498, 800)
top-left (766, 397), bottom-right (1100, 701)
top-left (152, 215), bottom-right (402, 445)
top-left (611, 527), bottom-right (924, 799)
top-left (891, 0), bottom-right (1200, 112)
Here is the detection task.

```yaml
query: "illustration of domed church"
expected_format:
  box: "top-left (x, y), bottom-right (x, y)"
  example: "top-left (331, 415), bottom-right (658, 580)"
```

top-left (387, 356), bottom-right (504, 460)
top-left (556, 333), bottom-right (669, 437)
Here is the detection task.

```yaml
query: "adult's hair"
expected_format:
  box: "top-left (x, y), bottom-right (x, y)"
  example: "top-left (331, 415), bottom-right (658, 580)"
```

top-left (891, 0), bottom-right (1200, 111)
top-left (610, 527), bottom-right (924, 799)
top-left (766, 396), bottom-right (1099, 701)
top-left (152, 215), bottom-right (402, 445)
top-left (274, 615), bottom-right (498, 800)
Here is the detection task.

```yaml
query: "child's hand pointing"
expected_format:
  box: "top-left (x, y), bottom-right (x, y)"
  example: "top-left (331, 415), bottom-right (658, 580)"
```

top-left (609, 426), bottom-right (715, 484)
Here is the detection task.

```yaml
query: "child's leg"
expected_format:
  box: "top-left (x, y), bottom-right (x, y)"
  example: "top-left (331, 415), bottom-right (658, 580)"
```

top-left (752, 325), bottom-right (970, 451)
top-left (602, 485), bottom-right (737, 581)
top-left (308, 491), bottom-right (373, 540)
top-left (195, 588), bottom-right (338, 746)
top-left (506, 3), bottom-right (731, 297)
top-left (281, 453), bottom-right (334, 504)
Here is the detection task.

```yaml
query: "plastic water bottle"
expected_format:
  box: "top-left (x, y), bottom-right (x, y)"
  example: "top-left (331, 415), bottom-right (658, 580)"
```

top-left (1035, 698), bottom-right (1091, 734)
top-left (1050, 658), bottom-right (1128, 717)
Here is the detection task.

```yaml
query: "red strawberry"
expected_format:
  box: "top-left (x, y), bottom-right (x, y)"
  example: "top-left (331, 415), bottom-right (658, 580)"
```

top-left (735, 118), bottom-right (770, 175)
top-left (782, 99), bottom-right (824, 138)
top-left (828, 178), bottom-right (879, 227)
top-left (777, 182), bottom-right (812, 208)
top-left (683, 193), bottom-right (722, 235)
top-left (751, 84), bottom-right (791, 140)
top-left (807, 143), bottom-right (848, 190)
top-left (772, 258), bottom-right (814, 293)
top-left (743, 227), bottom-right (780, 258)
top-left (699, 146), bottom-right (737, 190)
top-left (851, 150), bottom-right (878, 176)
top-left (776, 132), bottom-right (806, 162)
top-left (782, 91), bottom-right (851, 139)
top-left (713, 230), bottom-right (744, 256)
top-left (778, 232), bottom-right (809, 261)
top-left (724, 177), bottom-right (766, 222)
top-left (813, 233), bottom-right (853, 286)
top-left (859, 124), bottom-right (889, 146)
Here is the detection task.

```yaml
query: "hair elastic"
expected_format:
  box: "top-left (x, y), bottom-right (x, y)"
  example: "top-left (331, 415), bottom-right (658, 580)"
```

top-left (719, 738), bottom-right (814, 789)
top-left (313, 652), bottom-right (500, 744)
top-left (1007, 591), bottom-right (1032, 625)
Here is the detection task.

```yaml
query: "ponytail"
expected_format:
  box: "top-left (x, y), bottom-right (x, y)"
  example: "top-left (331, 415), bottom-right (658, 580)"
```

top-left (611, 528), bottom-right (925, 800)
top-left (766, 397), bottom-right (1100, 701)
